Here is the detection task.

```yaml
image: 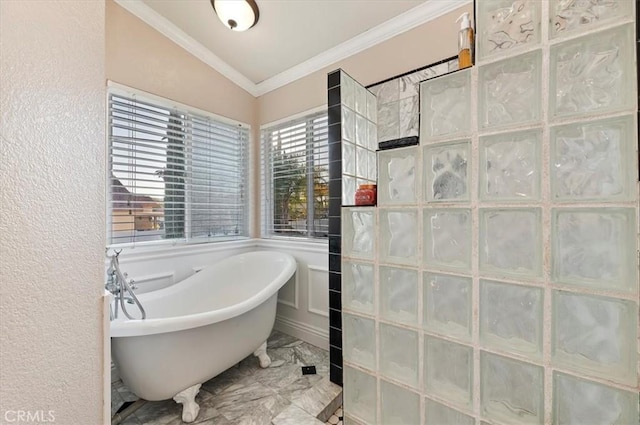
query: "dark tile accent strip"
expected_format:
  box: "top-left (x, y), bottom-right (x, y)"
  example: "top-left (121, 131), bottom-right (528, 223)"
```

top-left (330, 363), bottom-right (343, 386)
top-left (329, 271), bottom-right (341, 291)
top-left (328, 217), bottom-right (341, 236)
top-left (328, 70), bottom-right (341, 89)
top-left (329, 161), bottom-right (342, 180)
top-left (329, 289), bottom-right (342, 310)
top-left (328, 141), bottom-right (342, 162)
top-left (329, 308), bottom-right (342, 330)
top-left (328, 179), bottom-right (342, 199)
top-left (329, 326), bottom-right (342, 348)
top-left (378, 136), bottom-right (420, 151)
top-left (328, 197), bottom-right (341, 217)
top-left (328, 104), bottom-right (341, 126)
top-left (330, 345), bottom-right (343, 367)
top-left (328, 86), bottom-right (341, 107)
top-left (328, 122), bottom-right (341, 144)
top-left (327, 69), bottom-right (344, 388)
top-left (328, 235), bottom-right (341, 254)
top-left (329, 253), bottom-right (341, 273)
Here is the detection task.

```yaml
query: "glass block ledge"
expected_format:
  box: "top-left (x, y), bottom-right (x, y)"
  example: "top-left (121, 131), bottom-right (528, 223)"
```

top-left (378, 136), bottom-right (419, 151)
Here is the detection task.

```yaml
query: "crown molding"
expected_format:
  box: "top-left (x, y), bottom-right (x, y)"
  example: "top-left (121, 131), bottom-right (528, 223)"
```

top-left (113, 0), bottom-right (259, 96)
top-left (253, 0), bottom-right (472, 96)
top-left (114, 0), bottom-right (472, 98)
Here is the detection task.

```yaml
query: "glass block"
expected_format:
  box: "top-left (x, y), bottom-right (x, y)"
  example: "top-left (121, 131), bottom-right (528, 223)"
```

top-left (380, 323), bottom-right (419, 387)
top-left (343, 313), bottom-right (376, 370)
top-left (378, 101), bottom-right (399, 142)
top-left (380, 380), bottom-right (420, 425)
top-left (448, 57), bottom-right (459, 72)
top-left (379, 266), bottom-right (418, 326)
top-left (424, 209), bottom-right (471, 271)
top-left (424, 141), bottom-right (470, 202)
top-left (355, 146), bottom-right (367, 180)
top-left (477, 0), bottom-right (541, 59)
top-left (552, 291), bottom-right (638, 386)
top-left (342, 106), bottom-right (355, 142)
top-left (342, 175), bottom-right (356, 206)
top-left (553, 372), bottom-right (639, 425)
top-left (478, 49), bottom-right (542, 129)
top-left (400, 71), bottom-right (424, 99)
top-left (379, 209), bottom-right (419, 266)
top-left (424, 336), bottom-right (473, 408)
top-left (378, 147), bottom-right (418, 206)
top-left (480, 352), bottom-right (544, 425)
top-left (355, 113), bottom-right (367, 148)
top-left (355, 84), bottom-right (367, 118)
top-left (420, 67), bottom-right (471, 141)
top-left (341, 72), bottom-right (355, 110)
top-left (367, 120), bottom-right (377, 151)
top-left (342, 260), bottom-right (374, 314)
top-left (344, 366), bottom-right (376, 425)
top-left (480, 208), bottom-right (542, 278)
top-left (551, 116), bottom-right (634, 201)
top-left (480, 280), bottom-right (542, 359)
top-left (552, 208), bottom-right (636, 292)
top-left (551, 0), bottom-right (634, 39)
top-left (342, 208), bottom-right (374, 260)
top-left (425, 399), bottom-right (474, 425)
top-left (367, 150), bottom-right (377, 181)
top-left (376, 78), bottom-right (399, 105)
top-left (550, 24), bottom-right (635, 119)
top-left (399, 96), bottom-right (419, 138)
top-left (342, 141), bottom-right (355, 176)
top-left (479, 129), bottom-right (541, 201)
top-left (366, 90), bottom-right (377, 123)
top-left (424, 272), bottom-right (472, 341)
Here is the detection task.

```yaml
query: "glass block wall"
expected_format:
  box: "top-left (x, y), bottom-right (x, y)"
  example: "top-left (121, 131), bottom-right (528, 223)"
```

top-left (369, 57), bottom-right (459, 144)
top-left (341, 1), bottom-right (639, 424)
top-left (340, 72), bottom-right (378, 206)
top-left (327, 70), bottom-right (378, 386)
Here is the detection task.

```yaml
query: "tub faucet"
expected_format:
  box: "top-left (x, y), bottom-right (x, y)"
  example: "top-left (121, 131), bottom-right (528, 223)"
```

top-left (106, 249), bottom-right (146, 321)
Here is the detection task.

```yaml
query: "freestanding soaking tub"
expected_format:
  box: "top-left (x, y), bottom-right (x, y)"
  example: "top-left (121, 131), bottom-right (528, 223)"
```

top-left (110, 250), bottom-right (297, 422)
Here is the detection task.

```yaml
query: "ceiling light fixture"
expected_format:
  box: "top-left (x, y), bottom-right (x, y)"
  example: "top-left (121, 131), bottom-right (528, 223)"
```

top-left (211, 0), bottom-right (260, 32)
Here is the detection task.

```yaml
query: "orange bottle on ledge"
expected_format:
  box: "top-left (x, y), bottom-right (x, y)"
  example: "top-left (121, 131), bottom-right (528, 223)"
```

top-left (457, 12), bottom-right (474, 69)
top-left (355, 184), bottom-right (377, 206)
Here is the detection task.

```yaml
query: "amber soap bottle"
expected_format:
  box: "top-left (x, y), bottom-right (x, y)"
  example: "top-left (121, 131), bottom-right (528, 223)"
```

top-left (457, 12), bottom-right (474, 68)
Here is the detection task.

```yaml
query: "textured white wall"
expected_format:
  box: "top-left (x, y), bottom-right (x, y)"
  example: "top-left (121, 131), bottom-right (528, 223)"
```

top-left (0, 0), bottom-right (106, 423)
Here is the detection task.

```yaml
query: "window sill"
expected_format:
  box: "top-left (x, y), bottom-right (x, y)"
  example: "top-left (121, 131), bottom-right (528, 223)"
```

top-left (113, 238), bottom-right (258, 263)
top-left (257, 238), bottom-right (328, 254)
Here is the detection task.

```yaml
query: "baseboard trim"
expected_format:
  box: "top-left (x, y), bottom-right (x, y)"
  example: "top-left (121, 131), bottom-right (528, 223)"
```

top-left (274, 315), bottom-right (329, 351)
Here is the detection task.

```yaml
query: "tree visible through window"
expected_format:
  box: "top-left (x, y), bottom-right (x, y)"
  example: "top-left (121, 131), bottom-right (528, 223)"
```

top-left (262, 112), bottom-right (328, 238)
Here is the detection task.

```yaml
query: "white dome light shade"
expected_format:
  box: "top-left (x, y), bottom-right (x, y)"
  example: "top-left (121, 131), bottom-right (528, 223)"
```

top-left (211, 0), bottom-right (259, 32)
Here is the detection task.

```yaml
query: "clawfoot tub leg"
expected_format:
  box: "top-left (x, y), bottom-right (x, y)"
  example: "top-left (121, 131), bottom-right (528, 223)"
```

top-left (173, 383), bottom-right (201, 423)
top-left (253, 341), bottom-right (271, 368)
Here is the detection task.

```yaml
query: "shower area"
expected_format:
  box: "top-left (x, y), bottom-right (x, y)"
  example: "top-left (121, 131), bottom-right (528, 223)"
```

top-left (327, 1), bottom-right (640, 424)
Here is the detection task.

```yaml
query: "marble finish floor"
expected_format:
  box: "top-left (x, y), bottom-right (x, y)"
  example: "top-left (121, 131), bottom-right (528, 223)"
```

top-left (112, 331), bottom-right (341, 425)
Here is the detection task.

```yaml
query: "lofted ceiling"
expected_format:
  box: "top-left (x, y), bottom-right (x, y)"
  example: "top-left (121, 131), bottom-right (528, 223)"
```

top-left (115, 0), bottom-right (471, 96)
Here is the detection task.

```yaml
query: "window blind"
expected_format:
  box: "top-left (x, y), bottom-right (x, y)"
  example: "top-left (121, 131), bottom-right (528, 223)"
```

top-left (108, 91), bottom-right (249, 246)
top-left (261, 111), bottom-right (328, 239)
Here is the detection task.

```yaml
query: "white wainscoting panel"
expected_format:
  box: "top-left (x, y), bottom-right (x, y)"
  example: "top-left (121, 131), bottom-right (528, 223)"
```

top-left (307, 266), bottom-right (329, 318)
top-left (278, 272), bottom-right (299, 309)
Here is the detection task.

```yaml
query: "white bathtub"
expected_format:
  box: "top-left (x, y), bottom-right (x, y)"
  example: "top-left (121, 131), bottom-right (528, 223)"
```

top-left (110, 250), bottom-right (296, 421)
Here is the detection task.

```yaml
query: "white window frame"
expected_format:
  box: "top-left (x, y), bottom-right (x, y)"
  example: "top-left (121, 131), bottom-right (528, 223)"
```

top-left (261, 106), bottom-right (329, 241)
top-left (106, 82), bottom-right (251, 248)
